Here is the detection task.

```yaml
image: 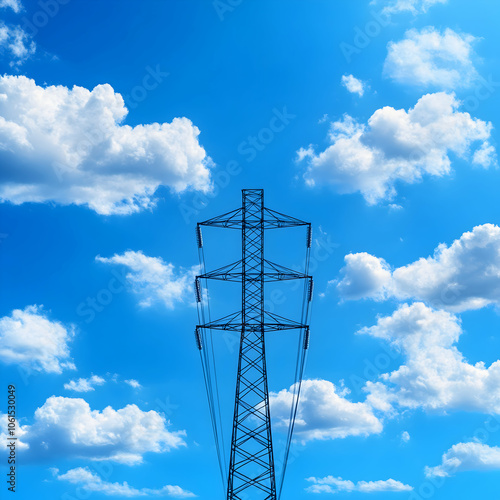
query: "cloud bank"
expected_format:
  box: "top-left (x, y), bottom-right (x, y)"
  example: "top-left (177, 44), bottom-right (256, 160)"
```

top-left (96, 251), bottom-right (198, 308)
top-left (0, 76), bottom-right (212, 214)
top-left (360, 303), bottom-right (500, 415)
top-left (52, 467), bottom-right (195, 498)
top-left (299, 93), bottom-right (494, 204)
top-left (425, 442), bottom-right (500, 478)
top-left (306, 475), bottom-right (412, 494)
top-left (4, 396), bottom-right (186, 464)
top-left (385, 28), bottom-right (479, 89)
top-left (270, 379), bottom-right (382, 442)
top-left (336, 224), bottom-right (500, 312)
top-left (0, 305), bottom-right (75, 373)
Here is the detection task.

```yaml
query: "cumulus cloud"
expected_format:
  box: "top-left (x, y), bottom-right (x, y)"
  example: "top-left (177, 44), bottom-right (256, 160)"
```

top-left (385, 28), bottom-right (479, 89)
top-left (0, 24), bottom-right (35, 66)
top-left (341, 75), bottom-right (365, 97)
top-left (52, 467), bottom-right (196, 498)
top-left (0, 414), bottom-right (29, 451)
top-left (125, 379), bottom-right (142, 388)
top-left (473, 142), bottom-right (497, 167)
top-left (335, 252), bottom-right (392, 300)
top-left (372, 0), bottom-right (447, 15)
top-left (13, 396), bottom-right (185, 464)
top-left (96, 251), bottom-right (198, 309)
top-left (270, 379), bottom-right (382, 442)
top-left (306, 476), bottom-right (412, 494)
top-left (425, 442), bottom-right (500, 478)
top-left (299, 93), bottom-right (494, 204)
top-left (0, 0), bottom-right (22, 13)
top-left (64, 375), bottom-right (106, 392)
top-left (336, 224), bottom-right (500, 312)
top-left (0, 305), bottom-right (75, 373)
top-left (359, 303), bottom-right (500, 414)
top-left (0, 75), bottom-right (212, 215)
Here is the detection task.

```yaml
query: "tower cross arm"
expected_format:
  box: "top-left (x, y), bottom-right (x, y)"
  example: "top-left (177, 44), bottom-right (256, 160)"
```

top-left (263, 259), bottom-right (312, 281)
top-left (198, 208), bottom-right (244, 229)
top-left (197, 310), bottom-right (309, 333)
top-left (197, 260), bottom-right (243, 282)
top-left (263, 207), bottom-right (310, 229)
top-left (196, 259), bottom-right (311, 283)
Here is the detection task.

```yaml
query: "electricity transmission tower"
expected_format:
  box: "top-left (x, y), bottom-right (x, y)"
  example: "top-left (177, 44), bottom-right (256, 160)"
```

top-left (195, 189), bottom-right (313, 500)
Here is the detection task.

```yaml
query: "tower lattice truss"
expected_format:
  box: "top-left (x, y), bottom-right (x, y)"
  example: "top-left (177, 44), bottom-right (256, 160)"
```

top-left (195, 189), bottom-right (313, 500)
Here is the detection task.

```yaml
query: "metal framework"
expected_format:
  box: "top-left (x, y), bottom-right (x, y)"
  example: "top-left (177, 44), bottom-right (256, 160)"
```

top-left (195, 189), bottom-right (312, 500)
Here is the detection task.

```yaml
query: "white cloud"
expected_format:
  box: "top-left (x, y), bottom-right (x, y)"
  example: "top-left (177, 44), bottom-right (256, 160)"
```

top-left (341, 75), bottom-right (365, 97)
top-left (0, 305), bottom-right (75, 373)
top-left (14, 396), bottom-right (186, 464)
top-left (0, 0), bottom-right (22, 13)
top-left (473, 142), bottom-right (497, 167)
top-left (0, 24), bottom-right (35, 66)
top-left (336, 224), bottom-right (500, 312)
top-left (425, 442), bottom-right (500, 478)
top-left (306, 476), bottom-right (412, 494)
top-left (64, 375), bottom-right (106, 392)
top-left (372, 0), bottom-right (447, 15)
top-left (359, 303), bottom-right (500, 414)
top-left (125, 379), bottom-right (142, 389)
top-left (385, 28), bottom-right (479, 89)
top-left (270, 379), bottom-right (382, 442)
top-left (0, 75), bottom-right (212, 215)
top-left (336, 252), bottom-right (392, 301)
top-left (96, 251), bottom-right (198, 309)
top-left (53, 467), bottom-right (196, 497)
top-left (357, 479), bottom-right (412, 492)
top-left (0, 414), bottom-right (29, 450)
top-left (299, 93), bottom-right (494, 204)
top-left (388, 203), bottom-right (403, 211)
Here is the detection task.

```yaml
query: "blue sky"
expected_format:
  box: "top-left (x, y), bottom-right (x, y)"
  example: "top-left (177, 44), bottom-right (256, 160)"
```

top-left (1, 0), bottom-right (500, 498)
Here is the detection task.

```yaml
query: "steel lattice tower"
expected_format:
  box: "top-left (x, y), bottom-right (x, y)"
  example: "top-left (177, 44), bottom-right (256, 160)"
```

top-left (195, 189), bottom-right (312, 500)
